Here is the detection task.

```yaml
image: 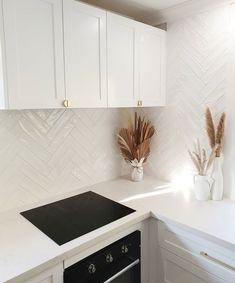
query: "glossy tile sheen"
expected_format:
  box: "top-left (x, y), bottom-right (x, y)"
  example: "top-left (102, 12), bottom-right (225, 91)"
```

top-left (137, 6), bottom-right (231, 195)
top-left (0, 109), bottom-right (126, 212)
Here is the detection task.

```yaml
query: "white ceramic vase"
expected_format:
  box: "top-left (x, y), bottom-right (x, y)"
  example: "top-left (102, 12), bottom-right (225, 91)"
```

top-left (211, 157), bottom-right (223, 201)
top-left (130, 158), bottom-right (144, 182)
top-left (194, 175), bottom-right (212, 201)
top-left (131, 166), bottom-right (143, 182)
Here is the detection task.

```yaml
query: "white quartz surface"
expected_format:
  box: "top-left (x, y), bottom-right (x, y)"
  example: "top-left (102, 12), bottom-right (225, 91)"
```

top-left (1, 175), bottom-right (235, 282)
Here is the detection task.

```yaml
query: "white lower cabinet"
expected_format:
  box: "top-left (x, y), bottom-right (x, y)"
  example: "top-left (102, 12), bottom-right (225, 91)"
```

top-left (155, 220), bottom-right (235, 283)
top-left (24, 263), bottom-right (63, 283)
top-left (161, 248), bottom-right (228, 283)
top-left (8, 219), bottom-right (235, 283)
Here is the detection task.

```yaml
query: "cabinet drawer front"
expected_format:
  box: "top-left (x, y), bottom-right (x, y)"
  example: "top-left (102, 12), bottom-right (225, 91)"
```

top-left (161, 248), bottom-right (228, 283)
top-left (158, 221), bottom-right (235, 279)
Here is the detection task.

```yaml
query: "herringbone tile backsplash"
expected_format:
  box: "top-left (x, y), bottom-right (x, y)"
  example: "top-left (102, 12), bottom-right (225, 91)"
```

top-left (0, 109), bottom-right (129, 212)
top-left (139, 5), bottom-right (232, 197)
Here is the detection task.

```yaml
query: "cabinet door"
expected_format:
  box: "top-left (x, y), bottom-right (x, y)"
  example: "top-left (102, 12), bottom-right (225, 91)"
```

top-left (107, 12), bottom-right (136, 107)
top-left (0, 29), bottom-right (6, 109)
top-left (25, 263), bottom-right (63, 283)
top-left (136, 24), bottom-right (166, 107)
top-left (161, 249), bottom-right (228, 283)
top-left (63, 0), bottom-right (107, 108)
top-left (1, 0), bottom-right (65, 109)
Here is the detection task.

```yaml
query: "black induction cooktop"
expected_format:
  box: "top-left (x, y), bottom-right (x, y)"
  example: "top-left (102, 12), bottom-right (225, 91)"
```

top-left (20, 191), bottom-right (135, 245)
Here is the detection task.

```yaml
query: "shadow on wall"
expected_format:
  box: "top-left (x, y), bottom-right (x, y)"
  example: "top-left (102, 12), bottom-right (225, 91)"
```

top-left (135, 4), bottom-right (235, 199)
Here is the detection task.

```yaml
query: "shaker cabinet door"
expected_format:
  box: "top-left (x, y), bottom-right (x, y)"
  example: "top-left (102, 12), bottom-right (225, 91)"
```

top-left (106, 13), bottom-right (166, 108)
top-left (136, 24), bottom-right (166, 107)
top-left (161, 249), bottom-right (229, 283)
top-left (107, 12), bottom-right (136, 107)
top-left (25, 263), bottom-right (63, 283)
top-left (0, 0), bottom-right (166, 109)
top-left (1, 0), bottom-right (65, 109)
top-left (63, 0), bottom-right (107, 108)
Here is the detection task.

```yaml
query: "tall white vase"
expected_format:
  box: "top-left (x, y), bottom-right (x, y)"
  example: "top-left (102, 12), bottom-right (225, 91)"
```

top-left (211, 157), bottom-right (223, 201)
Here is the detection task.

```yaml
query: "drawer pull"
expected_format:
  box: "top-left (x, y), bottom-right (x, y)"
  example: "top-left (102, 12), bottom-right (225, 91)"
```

top-left (200, 252), bottom-right (235, 271)
top-left (63, 99), bottom-right (70, 108)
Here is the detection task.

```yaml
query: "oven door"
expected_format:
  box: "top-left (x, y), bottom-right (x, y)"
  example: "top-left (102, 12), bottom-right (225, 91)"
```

top-left (103, 258), bottom-right (140, 283)
top-left (64, 257), bottom-right (140, 283)
top-left (64, 231), bottom-right (141, 283)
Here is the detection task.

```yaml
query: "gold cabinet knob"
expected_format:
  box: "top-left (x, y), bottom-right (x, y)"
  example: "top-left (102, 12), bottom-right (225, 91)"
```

top-left (63, 99), bottom-right (70, 108)
top-left (137, 100), bottom-right (142, 107)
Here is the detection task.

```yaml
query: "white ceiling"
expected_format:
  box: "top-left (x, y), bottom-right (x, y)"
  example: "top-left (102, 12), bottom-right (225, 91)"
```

top-left (116, 0), bottom-right (189, 10)
top-left (81, 0), bottom-right (188, 23)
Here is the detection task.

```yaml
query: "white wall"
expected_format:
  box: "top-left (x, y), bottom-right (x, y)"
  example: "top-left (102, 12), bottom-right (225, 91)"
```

top-left (141, 3), bottom-right (235, 198)
top-left (1, 1), bottom-right (234, 213)
top-left (227, 3), bottom-right (235, 199)
top-left (0, 109), bottom-right (125, 212)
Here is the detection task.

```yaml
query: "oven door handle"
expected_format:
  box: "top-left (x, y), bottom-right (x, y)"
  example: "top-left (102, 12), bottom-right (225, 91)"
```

top-left (103, 259), bottom-right (140, 283)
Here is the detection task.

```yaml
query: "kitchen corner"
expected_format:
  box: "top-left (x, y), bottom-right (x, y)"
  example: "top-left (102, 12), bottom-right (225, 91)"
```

top-left (0, 0), bottom-right (235, 282)
top-left (1, 175), bottom-right (235, 282)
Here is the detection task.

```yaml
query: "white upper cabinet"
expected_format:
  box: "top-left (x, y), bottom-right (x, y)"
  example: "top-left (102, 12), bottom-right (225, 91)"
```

top-left (63, 0), bottom-right (107, 108)
top-left (136, 24), bottom-right (166, 107)
top-left (0, 0), bottom-right (165, 109)
top-left (0, 0), bottom-right (65, 109)
top-left (107, 12), bottom-right (166, 108)
top-left (107, 13), bottom-right (136, 107)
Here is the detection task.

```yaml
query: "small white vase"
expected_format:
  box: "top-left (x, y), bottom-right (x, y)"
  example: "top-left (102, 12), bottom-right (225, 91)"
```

top-left (131, 166), bottom-right (143, 182)
top-left (211, 157), bottom-right (223, 201)
top-left (194, 175), bottom-right (212, 201)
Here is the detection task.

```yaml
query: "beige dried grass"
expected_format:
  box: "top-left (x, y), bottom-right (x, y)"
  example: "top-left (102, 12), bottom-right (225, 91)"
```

top-left (117, 112), bottom-right (155, 163)
top-left (189, 139), bottom-right (217, 176)
top-left (215, 112), bottom-right (226, 157)
top-left (205, 108), bottom-right (216, 149)
top-left (205, 108), bottom-right (226, 157)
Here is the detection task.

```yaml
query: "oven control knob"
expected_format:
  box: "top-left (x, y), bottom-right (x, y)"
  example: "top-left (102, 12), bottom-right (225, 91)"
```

top-left (106, 253), bottom-right (113, 263)
top-left (88, 263), bottom-right (96, 274)
top-left (121, 245), bottom-right (129, 254)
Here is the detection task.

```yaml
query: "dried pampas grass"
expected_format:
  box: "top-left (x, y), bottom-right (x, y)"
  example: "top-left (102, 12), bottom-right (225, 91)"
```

top-left (117, 112), bottom-right (155, 163)
top-left (205, 108), bottom-right (226, 157)
top-left (189, 139), bottom-right (217, 176)
top-left (215, 112), bottom-right (226, 157)
top-left (205, 108), bottom-right (216, 149)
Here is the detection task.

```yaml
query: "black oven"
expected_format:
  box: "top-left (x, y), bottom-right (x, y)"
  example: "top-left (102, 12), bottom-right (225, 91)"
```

top-left (64, 231), bottom-right (141, 283)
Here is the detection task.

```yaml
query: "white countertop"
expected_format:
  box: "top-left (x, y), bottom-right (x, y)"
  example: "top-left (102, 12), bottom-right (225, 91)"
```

top-left (1, 175), bottom-right (235, 282)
